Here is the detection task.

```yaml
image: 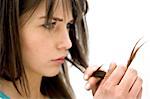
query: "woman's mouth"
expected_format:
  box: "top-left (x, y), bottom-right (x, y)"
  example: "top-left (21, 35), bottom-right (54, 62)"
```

top-left (51, 57), bottom-right (66, 64)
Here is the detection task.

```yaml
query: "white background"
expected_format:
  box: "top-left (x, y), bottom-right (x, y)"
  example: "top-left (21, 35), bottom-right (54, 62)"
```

top-left (69, 0), bottom-right (150, 99)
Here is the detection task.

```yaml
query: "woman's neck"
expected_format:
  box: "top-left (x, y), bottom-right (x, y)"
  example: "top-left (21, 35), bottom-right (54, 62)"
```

top-left (0, 72), bottom-right (47, 99)
top-left (24, 68), bottom-right (45, 99)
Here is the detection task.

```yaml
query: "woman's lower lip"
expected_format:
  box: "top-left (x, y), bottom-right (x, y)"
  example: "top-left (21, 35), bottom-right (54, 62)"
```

top-left (51, 59), bottom-right (65, 64)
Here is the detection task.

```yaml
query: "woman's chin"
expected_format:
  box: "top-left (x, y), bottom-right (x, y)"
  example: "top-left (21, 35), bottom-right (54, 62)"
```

top-left (44, 68), bottom-right (60, 77)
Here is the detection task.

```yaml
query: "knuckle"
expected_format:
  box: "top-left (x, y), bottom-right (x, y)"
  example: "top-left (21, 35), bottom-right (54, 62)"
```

top-left (114, 91), bottom-right (125, 99)
top-left (128, 94), bottom-right (136, 99)
top-left (89, 77), bottom-right (101, 88)
top-left (103, 87), bottom-right (112, 94)
top-left (102, 84), bottom-right (113, 94)
top-left (129, 68), bottom-right (137, 75)
top-left (119, 66), bottom-right (126, 72)
top-left (84, 69), bottom-right (88, 75)
top-left (89, 78), bottom-right (96, 86)
top-left (92, 66), bottom-right (100, 71)
top-left (117, 66), bottom-right (126, 74)
top-left (138, 77), bottom-right (143, 84)
top-left (87, 66), bottom-right (99, 73)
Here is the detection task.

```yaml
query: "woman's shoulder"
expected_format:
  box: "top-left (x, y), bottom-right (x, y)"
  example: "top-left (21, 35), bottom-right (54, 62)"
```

top-left (0, 79), bottom-right (10, 99)
top-left (0, 91), bottom-right (10, 99)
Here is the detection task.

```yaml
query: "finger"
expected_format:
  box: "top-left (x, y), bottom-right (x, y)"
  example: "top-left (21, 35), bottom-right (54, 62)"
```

top-left (129, 77), bottom-right (143, 97)
top-left (90, 63), bottom-right (117, 95)
top-left (85, 76), bottom-right (101, 91)
top-left (119, 68), bottom-right (138, 92)
top-left (104, 65), bottom-right (127, 86)
top-left (107, 62), bottom-right (117, 75)
top-left (84, 66), bottom-right (103, 80)
top-left (137, 88), bottom-right (143, 99)
top-left (101, 63), bottom-right (117, 84)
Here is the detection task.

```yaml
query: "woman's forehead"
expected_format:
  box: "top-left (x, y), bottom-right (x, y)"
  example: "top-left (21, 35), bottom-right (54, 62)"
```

top-left (52, 0), bottom-right (73, 22)
top-left (20, 0), bottom-right (73, 24)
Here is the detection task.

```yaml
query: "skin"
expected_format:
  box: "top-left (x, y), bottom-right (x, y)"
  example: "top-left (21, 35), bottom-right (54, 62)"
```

top-left (0, 0), bottom-right (143, 99)
top-left (84, 63), bottom-right (143, 99)
top-left (20, 0), bottom-right (73, 98)
top-left (20, 0), bottom-right (73, 78)
top-left (0, 0), bottom-right (73, 99)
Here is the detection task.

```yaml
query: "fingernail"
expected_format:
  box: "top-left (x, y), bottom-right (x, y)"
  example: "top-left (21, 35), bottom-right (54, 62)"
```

top-left (85, 83), bottom-right (90, 90)
top-left (84, 75), bottom-right (88, 80)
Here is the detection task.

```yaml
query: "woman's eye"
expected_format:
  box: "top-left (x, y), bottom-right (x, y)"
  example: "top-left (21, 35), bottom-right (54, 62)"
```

top-left (51, 21), bottom-right (57, 27)
top-left (66, 23), bottom-right (73, 30)
top-left (42, 21), bottom-right (56, 29)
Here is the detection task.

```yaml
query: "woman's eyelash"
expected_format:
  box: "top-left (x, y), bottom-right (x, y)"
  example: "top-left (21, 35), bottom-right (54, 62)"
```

top-left (51, 21), bottom-right (57, 25)
top-left (42, 21), bottom-right (73, 30)
top-left (42, 21), bottom-right (56, 29)
top-left (67, 23), bottom-right (73, 29)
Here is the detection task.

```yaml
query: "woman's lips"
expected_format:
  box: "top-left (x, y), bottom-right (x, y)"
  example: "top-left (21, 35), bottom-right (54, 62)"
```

top-left (51, 57), bottom-right (65, 64)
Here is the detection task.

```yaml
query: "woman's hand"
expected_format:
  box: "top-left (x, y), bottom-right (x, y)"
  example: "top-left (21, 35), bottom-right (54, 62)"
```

top-left (84, 63), bottom-right (143, 99)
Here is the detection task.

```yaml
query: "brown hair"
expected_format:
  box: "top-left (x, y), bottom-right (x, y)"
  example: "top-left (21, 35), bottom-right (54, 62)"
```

top-left (0, 0), bottom-right (89, 98)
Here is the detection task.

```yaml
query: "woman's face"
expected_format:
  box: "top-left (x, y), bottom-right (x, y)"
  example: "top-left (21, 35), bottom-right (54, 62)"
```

top-left (20, 0), bottom-right (73, 77)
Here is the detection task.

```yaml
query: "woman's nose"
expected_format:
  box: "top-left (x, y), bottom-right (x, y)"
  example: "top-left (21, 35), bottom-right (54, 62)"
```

top-left (57, 25), bottom-right (72, 50)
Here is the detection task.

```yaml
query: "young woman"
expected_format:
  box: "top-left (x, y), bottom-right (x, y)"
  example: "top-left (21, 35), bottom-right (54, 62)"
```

top-left (0, 0), bottom-right (142, 99)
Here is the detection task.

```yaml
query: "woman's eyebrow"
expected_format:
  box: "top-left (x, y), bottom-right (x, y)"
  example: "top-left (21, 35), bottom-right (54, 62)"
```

top-left (40, 16), bottom-right (74, 23)
top-left (40, 16), bottom-right (63, 21)
top-left (53, 17), bottom-right (63, 21)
